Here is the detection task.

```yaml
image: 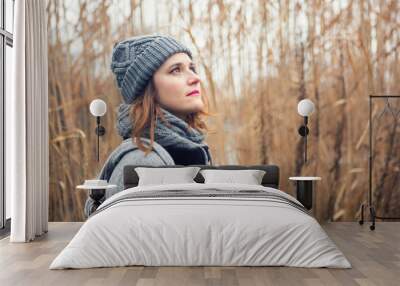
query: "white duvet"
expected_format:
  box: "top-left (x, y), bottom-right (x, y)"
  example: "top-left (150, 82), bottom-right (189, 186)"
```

top-left (50, 183), bottom-right (351, 269)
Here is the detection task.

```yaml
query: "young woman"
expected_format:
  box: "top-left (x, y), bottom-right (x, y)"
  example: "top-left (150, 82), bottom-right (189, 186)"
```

top-left (84, 34), bottom-right (212, 216)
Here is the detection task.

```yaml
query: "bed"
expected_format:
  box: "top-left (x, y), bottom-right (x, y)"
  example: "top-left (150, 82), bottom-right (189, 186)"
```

top-left (50, 165), bottom-right (351, 269)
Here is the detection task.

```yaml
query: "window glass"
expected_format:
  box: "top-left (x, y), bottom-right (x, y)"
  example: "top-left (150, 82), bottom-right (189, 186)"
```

top-left (5, 0), bottom-right (14, 33)
top-left (0, 38), bottom-right (3, 228)
top-left (5, 44), bottom-right (12, 219)
top-left (0, 1), bottom-right (2, 29)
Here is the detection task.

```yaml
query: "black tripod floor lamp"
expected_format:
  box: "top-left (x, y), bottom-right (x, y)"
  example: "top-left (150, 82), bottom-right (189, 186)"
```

top-left (359, 95), bottom-right (400, 231)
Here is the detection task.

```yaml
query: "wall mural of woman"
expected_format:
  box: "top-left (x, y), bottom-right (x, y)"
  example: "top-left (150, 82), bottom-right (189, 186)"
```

top-left (48, 1), bottom-right (400, 222)
top-left (84, 35), bottom-right (212, 216)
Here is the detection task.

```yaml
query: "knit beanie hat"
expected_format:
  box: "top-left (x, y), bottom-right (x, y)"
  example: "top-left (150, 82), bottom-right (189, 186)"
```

top-left (110, 34), bottom-right (193, 104)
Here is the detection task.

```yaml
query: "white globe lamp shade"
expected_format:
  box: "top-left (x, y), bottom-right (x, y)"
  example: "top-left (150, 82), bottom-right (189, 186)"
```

top-left (297, 99), bottom-right (315, 117)
top-left (90, 99), bottom-right (107, 117)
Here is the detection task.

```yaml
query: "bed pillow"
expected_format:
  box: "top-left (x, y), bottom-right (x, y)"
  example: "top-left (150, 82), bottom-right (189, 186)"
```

top-left (135, 167), bottom-right (201, 186)
top-left (200, 169), bottom-right (266, 185)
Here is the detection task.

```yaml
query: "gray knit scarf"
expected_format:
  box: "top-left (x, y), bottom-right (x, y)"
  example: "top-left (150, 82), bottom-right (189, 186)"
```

top-left (116, 103), bottom-right (212, 163)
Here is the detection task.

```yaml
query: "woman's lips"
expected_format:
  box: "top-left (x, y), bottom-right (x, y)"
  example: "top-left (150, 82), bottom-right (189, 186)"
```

top-left (186, 90), bottom-right (200, 96)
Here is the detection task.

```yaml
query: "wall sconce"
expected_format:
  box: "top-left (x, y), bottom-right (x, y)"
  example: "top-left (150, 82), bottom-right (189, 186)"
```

top-left (297, 99), bottom-right (315, 164)
top-left (89, 99), bottom-right (107, 162)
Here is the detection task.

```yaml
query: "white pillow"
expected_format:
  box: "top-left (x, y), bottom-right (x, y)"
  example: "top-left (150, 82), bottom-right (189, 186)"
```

top-left (135, 167), bottom-right (201, 186)
top-left (200, 169), bottom-right (266, 185)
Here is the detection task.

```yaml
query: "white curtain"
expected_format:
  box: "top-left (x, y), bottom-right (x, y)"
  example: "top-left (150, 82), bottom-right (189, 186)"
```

top-left (7, 0), bottom-right (49, 242)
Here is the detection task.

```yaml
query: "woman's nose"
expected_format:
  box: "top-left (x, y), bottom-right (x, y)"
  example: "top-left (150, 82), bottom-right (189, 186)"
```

top-left (187, 72), bottom-right (200, 85)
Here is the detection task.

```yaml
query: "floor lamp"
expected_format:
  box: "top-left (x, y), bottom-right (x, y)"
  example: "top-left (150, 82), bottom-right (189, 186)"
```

top-left (89, 99), bottom-right (107, 162)
top-left (297, 99), bottom-right (315, 164)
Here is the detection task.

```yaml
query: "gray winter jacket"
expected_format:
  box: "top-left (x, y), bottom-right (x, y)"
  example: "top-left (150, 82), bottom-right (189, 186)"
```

top-left (84, 138), bottom-right (175, 217)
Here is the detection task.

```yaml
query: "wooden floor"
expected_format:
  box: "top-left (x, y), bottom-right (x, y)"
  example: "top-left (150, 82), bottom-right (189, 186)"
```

top-left (0, 222), bottom-right (399, 286)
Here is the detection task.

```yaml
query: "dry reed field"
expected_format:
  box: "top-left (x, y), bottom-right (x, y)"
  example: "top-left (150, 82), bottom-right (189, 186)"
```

top-left (47, 0), bottom-right (400, 222)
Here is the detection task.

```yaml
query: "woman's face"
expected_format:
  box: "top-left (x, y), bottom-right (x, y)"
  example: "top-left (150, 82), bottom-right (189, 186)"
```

top-left (153, 53), bottom-right (204, 118)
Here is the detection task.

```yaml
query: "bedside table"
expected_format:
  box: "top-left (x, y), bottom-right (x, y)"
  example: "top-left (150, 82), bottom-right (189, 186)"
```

top-left (77, 182), bottom-right (117, 214)
top-left (289, 177), bottom-right (321, 210)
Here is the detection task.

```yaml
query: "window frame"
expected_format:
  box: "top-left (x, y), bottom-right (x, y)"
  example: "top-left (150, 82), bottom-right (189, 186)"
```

top-left (0, 0), bottom-right (14, 236)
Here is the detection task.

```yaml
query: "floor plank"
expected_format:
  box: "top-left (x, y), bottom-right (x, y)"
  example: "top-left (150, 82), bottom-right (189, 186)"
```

top-left (0, 222), bottom-right (399, 286)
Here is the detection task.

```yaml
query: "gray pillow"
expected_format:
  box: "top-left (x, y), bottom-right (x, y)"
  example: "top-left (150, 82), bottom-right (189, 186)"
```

top-left (200, 169), bottom-right (266, 185)
top-left (135, 167), bottom-right (201, 186)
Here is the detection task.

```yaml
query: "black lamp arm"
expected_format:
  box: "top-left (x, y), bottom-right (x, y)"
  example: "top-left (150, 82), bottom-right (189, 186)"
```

top-left (94, 116), bottom-right (106, 162)
top-left (297, 116), bottom-right (309, 164)
top-left (298, 116), bottom-right (309, 137)
top-left (95, 117), bottom-right (106, 136)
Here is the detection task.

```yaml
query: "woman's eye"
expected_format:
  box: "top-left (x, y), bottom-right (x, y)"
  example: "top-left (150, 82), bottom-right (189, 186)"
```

top-left (170, 66), bottom-right (196, 74)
